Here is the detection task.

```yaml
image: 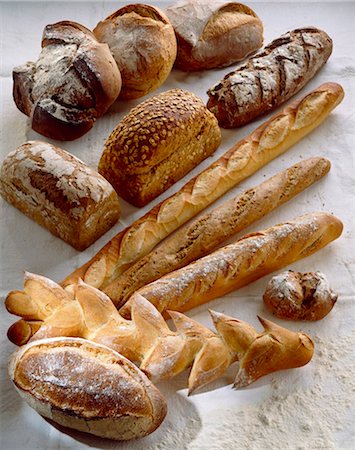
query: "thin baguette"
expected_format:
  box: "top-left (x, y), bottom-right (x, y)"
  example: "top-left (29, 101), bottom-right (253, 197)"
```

top-left (120, 212), bottom-right (343, 316)
top-left (105, 157), bottom-right (331, 307)
top-left (61, 83), bottom-right (344, 292)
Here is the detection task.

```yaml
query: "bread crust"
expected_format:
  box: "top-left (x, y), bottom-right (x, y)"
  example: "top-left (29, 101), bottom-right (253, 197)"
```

top-left (0, 141), bottom-right (120, 250)
top-left (94, 4), bottom-right (177, 99)
top-left (13, 21), bottom-right (121, 140)
top-left (9, 337), bottom-right (167, 440)
top-left (207, 27), bottom-right (333, 127)
top-left (99, 88), bottom-right (221, 206)
top-left (61, 83), bottom-right (343, 290)
top-left (166, 0), bottom-right (263, 71)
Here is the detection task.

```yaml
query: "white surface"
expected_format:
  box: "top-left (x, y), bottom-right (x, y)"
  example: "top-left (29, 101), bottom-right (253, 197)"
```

top-left (1, 1), bottom-right (354, 449)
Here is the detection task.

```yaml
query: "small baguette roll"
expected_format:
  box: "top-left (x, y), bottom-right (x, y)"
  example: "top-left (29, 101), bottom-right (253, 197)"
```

top-left (0, 141), bottom-right (121, 250)
top-left (166, 0), bottom-right (263, 71)
top-left (9, 337), bottom-right (167, 440)
top-left (120, 212), bottom-right (343, 316)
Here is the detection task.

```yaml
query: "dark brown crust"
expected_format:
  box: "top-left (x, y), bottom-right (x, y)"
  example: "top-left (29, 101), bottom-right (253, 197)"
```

top-left (12, 21), bottom-right (121, 141)
top-left (207, 27), bottom-right (333, 128)
top-left (105, 3), bottom-right (171, 24)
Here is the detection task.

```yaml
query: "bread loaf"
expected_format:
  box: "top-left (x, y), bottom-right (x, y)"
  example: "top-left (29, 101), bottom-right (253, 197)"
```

top-left (0, 141), bottom-right (120, 250)
top-left (94, 4), bottom-right (177, 99)
top-left (61, 83), bottom-right (343, 290)
top-left (207, 27), bottom-right (333, 128)
top-left (98, 88), bottom-right (221, 206)
top-left (120, 212), bottom-right (343, 316)
top-left (6, 279), bottom-right (314, 393)
top-left (13, 21), bottom-right (121, 140)
top-left (104, 157), bottom-right (331, 307)
top-left (166, 0), bottom-right (263, 71)
top-left (9, 337), bottom-right (167, 440)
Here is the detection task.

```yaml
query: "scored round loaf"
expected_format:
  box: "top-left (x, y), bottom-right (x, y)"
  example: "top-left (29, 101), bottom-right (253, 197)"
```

top-left (98, 88), bottom-right (221, 207)
top-left (13, 21), bottom-right (122, 141)
top-left (166, 0), bottom-right (263, 71)
top-left (9, 337), bottom-right (167, 440)
top-left (94, 4), bottom-right (177, 99)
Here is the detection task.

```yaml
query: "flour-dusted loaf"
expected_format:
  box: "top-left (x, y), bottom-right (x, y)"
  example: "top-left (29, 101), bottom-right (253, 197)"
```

top-left (0, 141), bottom-right (120, 250)
top-left (207, 27), bottom-right (333, 127)
top-left (62, 83), bottom-right (344, 290)
top-left (99, 88), bottom-right (221, 206)
top-left (166, 0), bottom-right (263, 71)
top-left (94, 4), bottom-right (177, 99)
top-left (120, 212), bottom-right (343, 316)
top-left (9, 337), bottom-right (167, 440)
top-left (13, 21), bottom-right (121, 140)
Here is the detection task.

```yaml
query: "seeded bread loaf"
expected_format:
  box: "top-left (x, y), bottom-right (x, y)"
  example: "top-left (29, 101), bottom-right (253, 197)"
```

top-left (207, 27), bottom-right (333, 128)
top-left (13, 21), bottom-right (121, 140)
top-left (94, 4), bottom-right (177, 99)
top-left (98, 88), bottom-right (221, 207)
top-left (0, 141), bottom-right (121, 250)
top-left (9, 337), bottom-right (167, 440)
top-left (166, 0), bottom-right (263, 71)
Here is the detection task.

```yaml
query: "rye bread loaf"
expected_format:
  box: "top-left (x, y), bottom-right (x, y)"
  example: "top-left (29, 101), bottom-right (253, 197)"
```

top-left (166, 0), bottom-right (263, 71)
top-left (13, 21), bottom-right (121, 140)
top-left (98, 88), bottom-right (221, 207)
top-left (207, 27), bottom-right (333, 128)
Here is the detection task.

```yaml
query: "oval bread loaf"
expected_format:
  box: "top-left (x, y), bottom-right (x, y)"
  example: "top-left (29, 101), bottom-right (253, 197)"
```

top-left (13, 21), bottom-right (121, 140)
top-left (9, 337), bottom-right (167, 440)
top-left (99, 88), bottom-right (221, 207)
top-left (94, 4), bottom-right (177, 99)
top-left (207, 27), bottom-right (333, 127)
top-left (166, 0), bottom-right (263, 71)
top-left (0, 141), bottom-right (121, 250)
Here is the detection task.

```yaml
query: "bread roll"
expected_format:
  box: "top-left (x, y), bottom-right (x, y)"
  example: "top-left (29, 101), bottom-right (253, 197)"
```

top-left (166, 0), bottom-right (263, 71)
top-left (94, 4), bottom-right (177, 99)
top-left (120, 212), bottom-right (343, 316)
top-left (0, 141), bottom-right (120, 250)
top-left (104, 157), bottom-right (331, 307)
top-left (263, 270), bottom-right (337, 320)
top-left (9, 337), bottom-right (167, 440)
top-left (13, 21), bottom-right (121, 141)
top-left (62, 82), bottom-right (344, 289)
top-left (99, 88), bottom-right (221, 207)
top-left (207, 27), bottom-right (333, 128)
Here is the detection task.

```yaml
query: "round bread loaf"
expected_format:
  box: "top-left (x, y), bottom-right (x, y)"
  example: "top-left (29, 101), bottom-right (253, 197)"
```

top-left (13, 21), bottom-right (122, 141)
top-left (94, 4), bottom-right (177, 99)
top-left (166, 0), bottom-right (263, 71)
top-left (9, 337), bottom-right (167, 440)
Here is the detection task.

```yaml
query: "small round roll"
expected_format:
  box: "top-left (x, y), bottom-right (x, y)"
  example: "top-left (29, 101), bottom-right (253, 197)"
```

top-left (263, 270), bottom-right (338, 321)
top-left (9, 337), bottom-right (167, 440)
top-left (94, 4), bottom-right (177, 99)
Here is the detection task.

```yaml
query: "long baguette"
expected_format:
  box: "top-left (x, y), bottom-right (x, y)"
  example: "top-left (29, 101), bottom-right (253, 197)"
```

top-left (105, 157), bottom-right (331, 307)
top-left (120, 212), bottom-right (343, 316)
top-left (62, 83), bottom-right (344, 291)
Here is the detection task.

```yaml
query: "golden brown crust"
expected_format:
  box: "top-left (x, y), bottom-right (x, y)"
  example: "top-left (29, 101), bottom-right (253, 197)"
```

top-left (94, 4), bottom-right (176, 99)
top-left (263, 270), bottom-right (338, 320)
top-left (62, 83), bottom-right (343, 290)
top-left (120, 212), bottom-right (343, 315)
top-left (167, 1), bottom-right (263, 71)
top-left (104, 157), bottom-right (331, 307)
top-left (9, 337), bottom-right (167, 440)
top-left (0, 141), bottom-right (121, 250)
top-left (98, 88), bottom-right (221, 206)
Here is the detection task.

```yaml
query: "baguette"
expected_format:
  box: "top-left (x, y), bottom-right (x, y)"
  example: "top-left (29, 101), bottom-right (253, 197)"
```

top-left (105, 157), bottom-right (331, 307)
top-left (61, 83), bottom-right (344, 291)
top-left (9, 337), bottom-right (167, 440)
top-left (120, 212), bottom-right (343, 316)
top-left (6, 278), bottom-right (314, 393)
top-left (207, 27), bottom-right (333, 128)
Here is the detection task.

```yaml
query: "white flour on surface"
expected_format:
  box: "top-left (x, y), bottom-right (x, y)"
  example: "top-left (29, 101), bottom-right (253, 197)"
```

top-left (185, 334), bottom-right (354, 450)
